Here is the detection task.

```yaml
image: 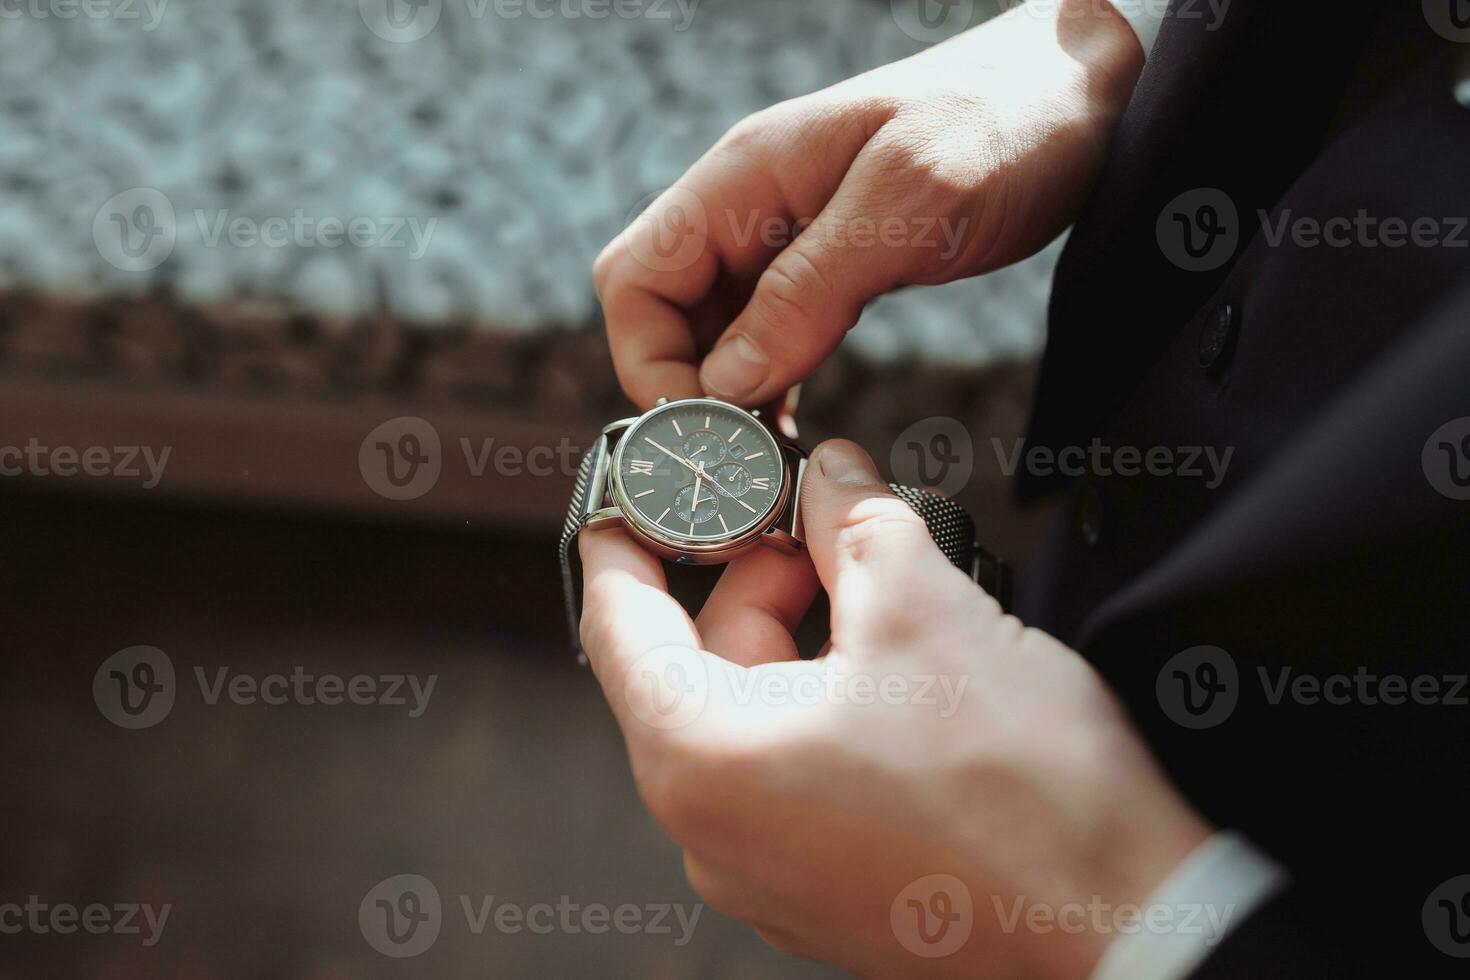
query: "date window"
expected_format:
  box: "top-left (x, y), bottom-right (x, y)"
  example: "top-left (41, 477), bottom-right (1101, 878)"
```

top-left (729, 442), bottom-right (747, 459)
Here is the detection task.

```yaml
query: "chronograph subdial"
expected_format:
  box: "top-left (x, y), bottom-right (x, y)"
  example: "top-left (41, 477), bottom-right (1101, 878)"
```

top-left (674, 484), bottom-right (719, 526)
top-left (681, 430), bottom-right (728, 467)
top-left (711, 462), bottom-right (752, 497)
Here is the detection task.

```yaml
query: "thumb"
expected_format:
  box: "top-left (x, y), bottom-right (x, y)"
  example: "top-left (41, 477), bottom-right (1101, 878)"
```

top-left (697, 163), bottom-right (909, 407)
top-left (799, 440), bottom-right (967, 649)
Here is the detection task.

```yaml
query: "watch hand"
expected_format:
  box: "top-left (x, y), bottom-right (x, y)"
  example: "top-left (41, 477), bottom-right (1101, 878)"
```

top-left (696, 462), bottom-right (738, 500)
top-left (699, 462), bottom-right (759, 513)
top-left (694, 466), bottom-right (708, 517)
top-left (643, 437), bottom-right (699, 474)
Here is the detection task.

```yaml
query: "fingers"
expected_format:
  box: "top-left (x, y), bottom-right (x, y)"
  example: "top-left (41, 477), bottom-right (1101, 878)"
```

top-left (698, 151), bottom-right (916, 406)
top-left (799, 440), bottom-right (968, 649)
top-left (597, 102), bottom-right (888, 411)
top-left (596, 151), bottom-right (791, 411)
top-left (578, 525), bottom-right (704, 728)
top-left (696, 545), bottom-right (819, 668)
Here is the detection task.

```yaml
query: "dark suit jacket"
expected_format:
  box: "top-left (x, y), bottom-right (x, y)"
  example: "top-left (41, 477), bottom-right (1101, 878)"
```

top-left (1019, 2), bottom-right (1470, 974)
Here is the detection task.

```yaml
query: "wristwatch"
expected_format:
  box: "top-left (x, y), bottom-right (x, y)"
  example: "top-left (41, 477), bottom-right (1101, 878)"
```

top-left (560, 396), bottom-right (1009, 661)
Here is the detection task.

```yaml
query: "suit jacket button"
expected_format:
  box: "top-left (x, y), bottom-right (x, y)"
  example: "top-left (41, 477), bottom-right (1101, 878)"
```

top-left (1198, 302), bottom-right (1238, 370)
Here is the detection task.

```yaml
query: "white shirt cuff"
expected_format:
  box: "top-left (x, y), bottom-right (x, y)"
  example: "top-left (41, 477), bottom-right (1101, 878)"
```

top-left (1087, 832), bottom-right (1289, 980)
top-left (1105, 0), bottom-right (1168, 57)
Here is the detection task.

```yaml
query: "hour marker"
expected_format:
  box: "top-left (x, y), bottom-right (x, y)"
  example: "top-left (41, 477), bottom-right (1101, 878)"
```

top-left (744, 451), bottom-right (765, 461)
top-left (736, 498), bottom-right (757, 514)
top-left (729, 427), bottom-right (743, 442)
top-left (717, 514), bottom-right (729, 533)
top-left (629, 459), bottom-right (654, 476)
top-left (671, 418), bottom-right (683, 436)
top-left (655, 507), bottom-right (671, 524)
top-left (751, 477), bottom-right (770, 491)
top-left (705, 415), bottom-right (711, 429)
top-left (634, 488), bottom-right (657, 498)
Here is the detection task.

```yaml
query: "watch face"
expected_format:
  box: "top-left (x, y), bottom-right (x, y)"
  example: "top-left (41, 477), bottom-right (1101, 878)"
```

top-left (614, 400), bottom-right (784, 545)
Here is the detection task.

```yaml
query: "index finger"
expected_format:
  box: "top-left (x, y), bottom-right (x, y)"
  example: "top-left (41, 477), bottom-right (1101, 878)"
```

top-left (593, 128), bottom-right (811, 410)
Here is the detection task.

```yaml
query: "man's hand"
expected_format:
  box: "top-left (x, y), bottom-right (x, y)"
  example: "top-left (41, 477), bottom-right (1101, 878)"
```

top-left (579, 441), bottom-right (1209, 980)
top-left (594, 0), bottom-right (1144, 410)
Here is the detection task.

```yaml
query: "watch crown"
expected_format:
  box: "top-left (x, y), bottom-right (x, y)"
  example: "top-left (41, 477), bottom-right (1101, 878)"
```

top-left (655, 397), bottom-right (669, 407)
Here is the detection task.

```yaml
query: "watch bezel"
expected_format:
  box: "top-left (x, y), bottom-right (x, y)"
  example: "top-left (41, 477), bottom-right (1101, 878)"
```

top-left (609, 397), bottom-right (791, 563)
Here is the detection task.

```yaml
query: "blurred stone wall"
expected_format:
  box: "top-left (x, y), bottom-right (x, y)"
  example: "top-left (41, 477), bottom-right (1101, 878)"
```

top-left (0, 0), bottom-right (1053, 368)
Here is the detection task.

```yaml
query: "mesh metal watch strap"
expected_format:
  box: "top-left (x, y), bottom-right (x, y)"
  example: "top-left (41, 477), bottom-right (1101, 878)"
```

top-left (560, 435), bottom-right (606, 665)
top-left (560, 443), bottom-right (1011, 661)
top-left (887, 483), bottom-right (1012, 611)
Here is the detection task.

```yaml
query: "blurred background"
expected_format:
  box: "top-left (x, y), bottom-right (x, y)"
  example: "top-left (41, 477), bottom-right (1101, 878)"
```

top-left (0, 1), bottom-right (1062, 976)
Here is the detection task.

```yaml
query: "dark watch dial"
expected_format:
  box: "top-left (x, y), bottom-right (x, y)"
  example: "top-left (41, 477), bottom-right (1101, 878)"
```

top-left (616, 401), bottom-right (783, 542)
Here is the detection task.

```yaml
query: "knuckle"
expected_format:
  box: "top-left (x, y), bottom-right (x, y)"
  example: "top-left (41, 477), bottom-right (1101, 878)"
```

top-left (718, 108), bottom-right (778, 158)
top-left (681, 855), bottom-right (747, 920)
top-left (830, 495), bottom-right (926, 565)
top-left (592, 237), bottom-right (631, 300)
top-left (752, 246), bottom-right (832, 331)
top-left (636, 759), bottom-right (700, 841)
top-left (756, 926), bottom-right (809, 957)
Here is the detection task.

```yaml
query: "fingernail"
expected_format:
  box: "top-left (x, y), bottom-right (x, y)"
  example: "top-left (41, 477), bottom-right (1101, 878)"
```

top-left (816, 441), bottom-right (880, 486)
top-left (701, 335), bottom-right (768, 401)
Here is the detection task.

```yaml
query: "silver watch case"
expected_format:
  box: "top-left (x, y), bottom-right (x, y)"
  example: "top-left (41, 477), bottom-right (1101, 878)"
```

top-left (597, 397), bottom-right (804, 564)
